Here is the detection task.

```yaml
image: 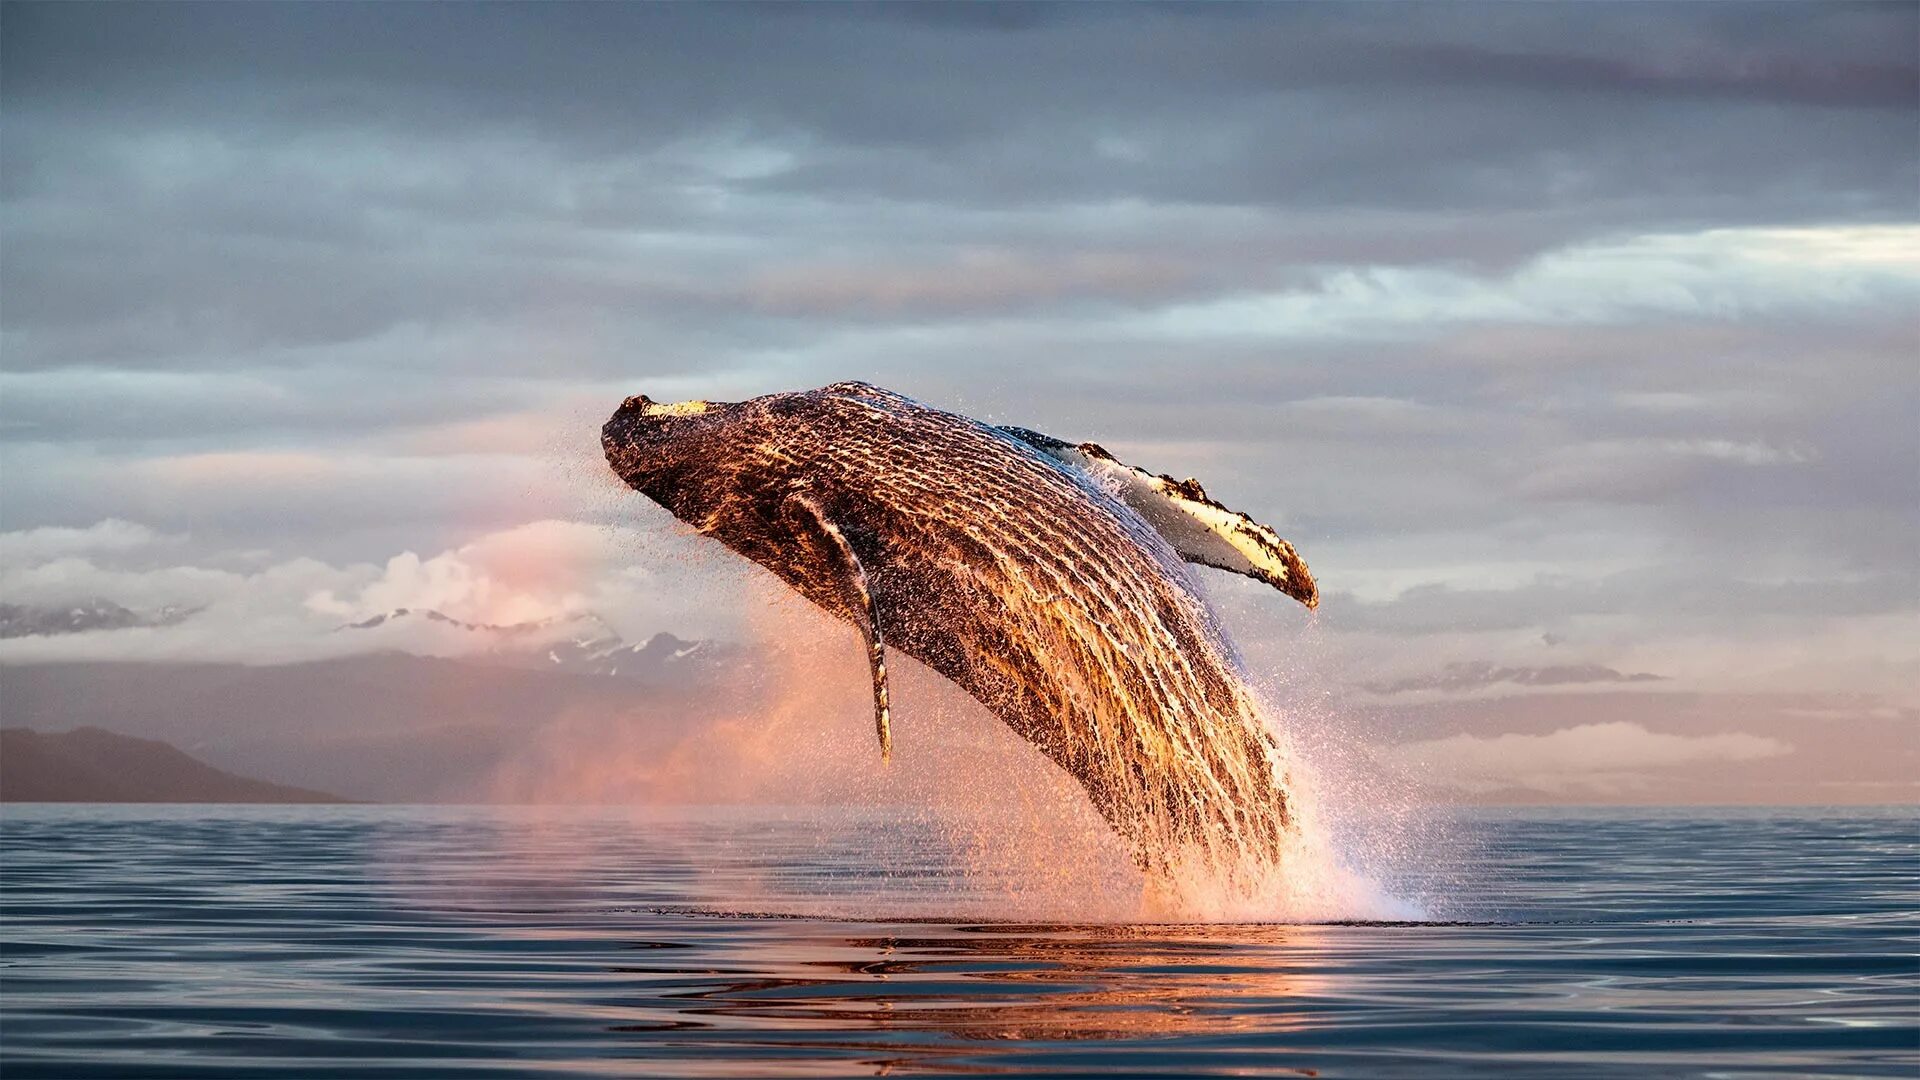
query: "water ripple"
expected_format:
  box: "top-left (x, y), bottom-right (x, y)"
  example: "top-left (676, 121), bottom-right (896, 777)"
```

top-left (2, 804), bottom-right (1915, 1078)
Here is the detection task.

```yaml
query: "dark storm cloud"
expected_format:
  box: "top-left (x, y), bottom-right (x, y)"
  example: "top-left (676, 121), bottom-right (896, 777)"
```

top-left (6, 3), bottom-right (1912, 216)
top-left (5, 0), bottom-right (1912, 378)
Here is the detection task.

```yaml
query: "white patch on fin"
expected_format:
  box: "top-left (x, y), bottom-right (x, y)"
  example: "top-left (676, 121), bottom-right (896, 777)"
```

top-left (1000, 426), bottom-right (1319, 610)
top-left (791, 495), bottom-right (894, 762)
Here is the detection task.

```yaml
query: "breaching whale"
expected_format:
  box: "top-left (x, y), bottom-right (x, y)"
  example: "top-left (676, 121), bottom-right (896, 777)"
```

top-left (602, 381), bottom-right (1317, 877)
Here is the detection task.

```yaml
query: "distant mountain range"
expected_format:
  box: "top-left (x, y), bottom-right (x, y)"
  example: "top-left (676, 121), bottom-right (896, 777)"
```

top-left (6, 611), bottom-right (1912, 808)
top-left (0, 599), bottom-right (737, 680)
top-left (0, 599), bottom-right (196, 638)
top-left (0, 602), bottom-right (767, 802)
top-left (337, 607), bottom-right (741, 681)
top-left (1, 600), bottom-right (782, 802)
top-left (0, 727), bottom-right (348, 803)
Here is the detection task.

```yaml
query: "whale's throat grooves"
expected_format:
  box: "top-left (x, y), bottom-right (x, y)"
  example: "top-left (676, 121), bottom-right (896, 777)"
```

top-left (605, 382), bottom-right (1299, 887)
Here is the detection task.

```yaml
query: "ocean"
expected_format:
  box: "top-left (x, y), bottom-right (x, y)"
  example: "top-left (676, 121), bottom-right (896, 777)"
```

top-left (1, 803), bottom-right (1913, 1078)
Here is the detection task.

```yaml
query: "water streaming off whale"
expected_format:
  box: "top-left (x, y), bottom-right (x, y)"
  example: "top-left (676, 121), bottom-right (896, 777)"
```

top-left (601, 381), bottom-right (1351, 916)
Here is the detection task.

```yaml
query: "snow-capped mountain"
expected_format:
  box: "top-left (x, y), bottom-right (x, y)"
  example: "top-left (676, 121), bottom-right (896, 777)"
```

top-left (0, 600), bottom-right (196, 639)
top-left (538, 628), bottom-right (726, 679)
top-left (342, 607), bottom-right (615, 641)
top-left (338, 608), bottom-right (738, 682)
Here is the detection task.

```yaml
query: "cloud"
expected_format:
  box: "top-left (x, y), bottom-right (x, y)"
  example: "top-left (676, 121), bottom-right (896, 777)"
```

top-left (308, 520), bottom-right (644, 628)
top-left (1128, 226), bottom-right (1920, 344)
top-left (1518, 435), bottom-right (1815, 501)
top-left (742, 249), bottom-right (1203, 318)
top-left (1382, 39), bottom-right (1918, 110)
top-left (0, 519), bottom-right (177, 565)
top-left (1380, 721), bottom-right (1791, 795)
top-left (5, 6), bottom-right (1913, 373)
top-left (0, 518), bottom-right (742, 664)
top-left (0, 366), bottom-right (565, 445)
top-left (1322, 567), bottom-right (1920, 637)
top-left (1364, 661), bottom-right (1664, 696)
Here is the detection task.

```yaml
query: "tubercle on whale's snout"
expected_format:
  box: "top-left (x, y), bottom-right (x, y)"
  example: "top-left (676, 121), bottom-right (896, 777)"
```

top-left (615, 395), bottom-right (719, 420)
top-left (602, 395), bottom-right (720, 460)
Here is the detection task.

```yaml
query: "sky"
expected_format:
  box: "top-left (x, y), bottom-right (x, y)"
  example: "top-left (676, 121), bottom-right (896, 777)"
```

top-left (2, 2), bottom-right (1916, 802)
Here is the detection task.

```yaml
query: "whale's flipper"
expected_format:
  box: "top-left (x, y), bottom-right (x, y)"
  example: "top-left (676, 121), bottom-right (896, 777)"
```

top-left (1000, 426), bottom-right (1319, 610)
top-left (787, 495), bottom-right (894, 762)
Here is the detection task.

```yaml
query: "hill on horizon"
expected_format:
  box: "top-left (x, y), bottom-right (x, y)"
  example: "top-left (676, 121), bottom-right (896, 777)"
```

top-left (0, 726), bottom-right (350, 804)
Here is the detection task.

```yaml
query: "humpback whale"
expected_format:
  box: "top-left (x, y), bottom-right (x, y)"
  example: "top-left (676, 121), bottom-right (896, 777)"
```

top-left (602, 381), bottom-right (1317, 879)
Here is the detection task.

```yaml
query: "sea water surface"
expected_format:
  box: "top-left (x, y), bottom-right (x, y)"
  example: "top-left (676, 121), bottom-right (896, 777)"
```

top-left (1, 803), bottom-right (1914, 1078)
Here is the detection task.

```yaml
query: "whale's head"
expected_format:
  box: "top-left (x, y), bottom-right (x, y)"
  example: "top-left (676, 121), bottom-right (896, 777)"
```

top-left (601, 395), bottom-right (748, 517)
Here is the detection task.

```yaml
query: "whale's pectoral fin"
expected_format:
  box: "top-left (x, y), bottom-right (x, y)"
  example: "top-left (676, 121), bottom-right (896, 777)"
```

top-left (1000, 426), bottom-right (1319, 610)
top-left (786, 495), bottom-right (894, 762)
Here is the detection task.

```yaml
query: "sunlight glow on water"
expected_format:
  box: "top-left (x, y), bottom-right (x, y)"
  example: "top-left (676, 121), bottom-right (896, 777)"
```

top-left (1, 804), bottom-right (1915, 1078)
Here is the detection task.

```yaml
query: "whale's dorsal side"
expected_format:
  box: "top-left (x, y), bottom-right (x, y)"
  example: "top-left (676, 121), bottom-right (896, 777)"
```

top-left (999, 426), bottom-right (1318, 610)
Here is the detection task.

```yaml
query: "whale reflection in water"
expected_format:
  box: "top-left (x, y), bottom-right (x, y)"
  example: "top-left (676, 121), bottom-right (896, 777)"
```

top-left (610, 919), bottom-right (1335, 1070)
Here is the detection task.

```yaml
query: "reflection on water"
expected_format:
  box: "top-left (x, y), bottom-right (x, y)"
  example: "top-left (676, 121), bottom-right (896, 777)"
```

top-left (642, 921), bottom-right (1329, 1049)
top-left (1, 804), bottom-right (1915, 1078)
